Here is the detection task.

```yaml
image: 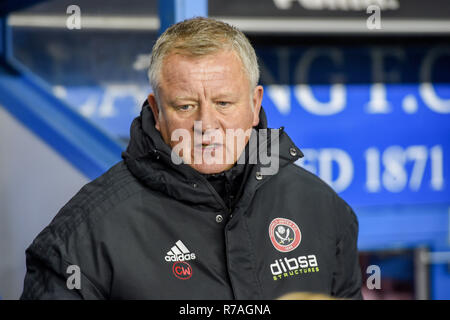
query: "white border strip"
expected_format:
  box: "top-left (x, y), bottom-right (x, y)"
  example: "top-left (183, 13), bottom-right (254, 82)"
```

top-left (8, 14), bottom-right (450, 34)
top-left (218, 17), bottom-right (450, 34)
top-left (8, 14), bottom-right (160, 30)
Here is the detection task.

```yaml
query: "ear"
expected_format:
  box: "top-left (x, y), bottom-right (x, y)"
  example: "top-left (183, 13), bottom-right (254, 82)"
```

top-left (252, 85), bottom-right (264, 127)
top-left (147, 93), bottom-right (161, 131)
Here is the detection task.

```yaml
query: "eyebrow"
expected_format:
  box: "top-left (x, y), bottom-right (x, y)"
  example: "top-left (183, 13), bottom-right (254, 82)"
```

top-left (211, 92), bottom-right (237, 100)
top-left (171, 95), bottom-right (198, 104)
top-left (171, 92), bottom-right (236, 102)
top-left (174, 96), bottom-right (197, 101)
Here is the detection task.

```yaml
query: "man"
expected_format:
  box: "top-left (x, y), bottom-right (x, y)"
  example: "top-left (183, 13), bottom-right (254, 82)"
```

top-left (21, 17), bottom-right (362, 299)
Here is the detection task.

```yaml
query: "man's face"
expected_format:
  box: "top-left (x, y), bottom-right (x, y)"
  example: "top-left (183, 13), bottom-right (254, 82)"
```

top-left (148, 50), bottom-right (263, 174)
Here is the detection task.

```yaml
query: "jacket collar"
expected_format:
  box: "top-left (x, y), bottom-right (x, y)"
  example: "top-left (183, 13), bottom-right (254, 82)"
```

top-left (122, 101), bottom-right (303, 210)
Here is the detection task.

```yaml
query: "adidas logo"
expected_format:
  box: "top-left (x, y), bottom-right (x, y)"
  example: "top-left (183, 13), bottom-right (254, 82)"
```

top-left (165, 240), bottom-right (196, 262)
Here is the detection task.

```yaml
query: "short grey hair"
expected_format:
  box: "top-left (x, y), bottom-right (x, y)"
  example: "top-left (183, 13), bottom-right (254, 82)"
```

top-left (148, 17), bottom-right (260, 93)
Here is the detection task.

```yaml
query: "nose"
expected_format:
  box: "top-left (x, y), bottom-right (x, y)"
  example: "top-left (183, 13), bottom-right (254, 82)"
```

top-left (196, 103), bottom-right (219, 134)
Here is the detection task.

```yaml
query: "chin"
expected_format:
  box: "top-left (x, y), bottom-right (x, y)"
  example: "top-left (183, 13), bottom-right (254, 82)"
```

top-left (189, 163), bottom-right (234, 174)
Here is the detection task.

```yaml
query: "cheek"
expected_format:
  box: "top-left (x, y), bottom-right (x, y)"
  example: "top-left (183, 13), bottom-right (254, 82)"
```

top-left (162, 119), bottom-right (194, 146)
top-left (237, 108), bottom-right (256, 129)
top-left (220, 112), bottom-right (253, 135)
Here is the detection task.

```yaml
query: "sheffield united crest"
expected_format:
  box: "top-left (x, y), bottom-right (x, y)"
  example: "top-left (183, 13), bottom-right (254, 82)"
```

top-left (269, 218), bottom-right (301, 253)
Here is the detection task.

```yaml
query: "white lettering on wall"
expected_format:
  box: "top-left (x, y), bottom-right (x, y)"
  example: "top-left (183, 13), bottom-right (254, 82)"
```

top-left (294, 48), bottom-right (346, 116)
top-left (419, 47), bottom-right (450, 114)
top-left (366, 48), bottom-right (405, 114)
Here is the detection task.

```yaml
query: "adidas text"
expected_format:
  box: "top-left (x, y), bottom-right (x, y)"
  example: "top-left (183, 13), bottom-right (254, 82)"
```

top-left (165, 253), bottom-right (196, 262)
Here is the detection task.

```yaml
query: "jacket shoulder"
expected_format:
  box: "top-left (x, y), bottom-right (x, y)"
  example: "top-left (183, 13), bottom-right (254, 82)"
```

top-left (22, 161), bottom-right (146, 299)
top-left (280, 162), bottom-right (358, 235)
top-left (28, 161), bottom-right (142, 253)
top-left (283, 162), bottom-right (339, 198)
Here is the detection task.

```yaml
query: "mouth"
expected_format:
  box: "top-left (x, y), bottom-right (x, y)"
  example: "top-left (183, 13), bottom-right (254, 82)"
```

top-left (197, 143), bottom-right (222, 150)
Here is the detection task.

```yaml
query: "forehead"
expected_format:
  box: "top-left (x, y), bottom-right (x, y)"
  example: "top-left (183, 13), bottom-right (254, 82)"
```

top-left (159, 50), bottom-right (247, 92)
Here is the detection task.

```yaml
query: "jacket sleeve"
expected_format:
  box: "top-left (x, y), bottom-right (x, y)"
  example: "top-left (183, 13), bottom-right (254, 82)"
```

top-left (20, 240), bottom-right (106, 300)
top-left (331, 204), bottom-right (363, 300)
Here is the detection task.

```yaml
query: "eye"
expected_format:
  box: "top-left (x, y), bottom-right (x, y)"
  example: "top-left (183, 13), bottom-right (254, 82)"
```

top-left (217, 101), bottom-right (230, 108)
top-left (177, 105), bottom-right (194, 111)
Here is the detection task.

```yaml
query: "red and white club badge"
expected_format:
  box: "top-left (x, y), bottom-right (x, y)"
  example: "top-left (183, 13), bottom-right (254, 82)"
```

top-left (269, 218), bottom-right (301, 252)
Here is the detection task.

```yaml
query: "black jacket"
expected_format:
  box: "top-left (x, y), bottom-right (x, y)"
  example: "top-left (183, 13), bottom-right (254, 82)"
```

top-left (21, 103), bottom-right (362, 300)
